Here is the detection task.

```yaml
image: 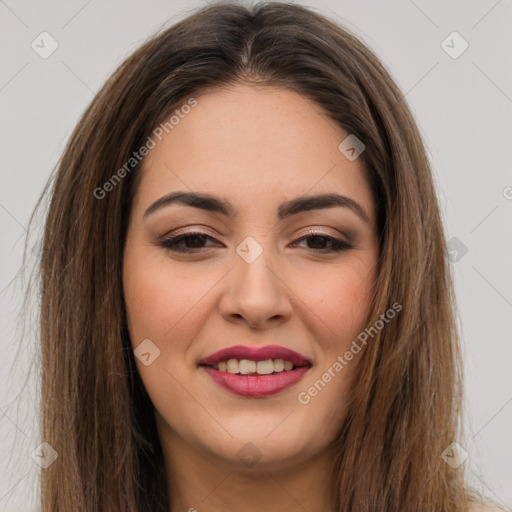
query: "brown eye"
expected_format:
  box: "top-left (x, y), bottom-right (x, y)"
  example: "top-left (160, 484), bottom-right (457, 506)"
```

top-left (292, 232), bottom-right (352, 253)
top-left (160, 232), bottom-right (222, 253)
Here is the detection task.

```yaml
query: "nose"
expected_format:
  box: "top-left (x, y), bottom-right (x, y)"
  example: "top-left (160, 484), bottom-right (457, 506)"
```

top-left (219, 247), bottom-right (293, 330)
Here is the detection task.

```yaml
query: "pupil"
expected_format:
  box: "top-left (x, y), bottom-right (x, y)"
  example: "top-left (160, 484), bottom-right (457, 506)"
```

top-left (309, 236), bottom-right (326, 249)
top-left (188, 235), bottom-right (206, 248)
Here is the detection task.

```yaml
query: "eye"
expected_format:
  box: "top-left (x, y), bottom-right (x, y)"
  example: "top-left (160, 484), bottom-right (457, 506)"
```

top-left (291, 230), bottom-right (352, 253)
top-left (160, 231), bottom-right (222, 253)
top-left (160, 229), bottom-right (352, 254)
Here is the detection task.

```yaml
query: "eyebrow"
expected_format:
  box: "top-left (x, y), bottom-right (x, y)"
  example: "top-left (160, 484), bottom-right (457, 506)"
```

top-left (143, 191), bottom-right (370, 224)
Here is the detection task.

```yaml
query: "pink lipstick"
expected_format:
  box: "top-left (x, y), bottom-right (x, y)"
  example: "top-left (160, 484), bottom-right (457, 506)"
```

top-left (199, 344), bottom-right (312, 397)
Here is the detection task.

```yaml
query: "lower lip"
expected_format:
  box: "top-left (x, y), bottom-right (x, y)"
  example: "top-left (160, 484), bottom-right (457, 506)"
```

top-left (202, 366), bottom-right (310, 397)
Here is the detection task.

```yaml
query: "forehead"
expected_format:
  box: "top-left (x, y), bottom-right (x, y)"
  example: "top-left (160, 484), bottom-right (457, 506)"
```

top-left (135, 84), bottom-right (374, 221)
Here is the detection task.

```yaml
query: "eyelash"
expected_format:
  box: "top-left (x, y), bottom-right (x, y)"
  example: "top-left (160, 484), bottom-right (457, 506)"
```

top-left (159, 229), bottom-right (352, 254)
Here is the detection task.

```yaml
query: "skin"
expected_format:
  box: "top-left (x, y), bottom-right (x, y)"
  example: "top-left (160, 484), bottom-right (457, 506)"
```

top-left (123, 84), bottom-right (380, 511)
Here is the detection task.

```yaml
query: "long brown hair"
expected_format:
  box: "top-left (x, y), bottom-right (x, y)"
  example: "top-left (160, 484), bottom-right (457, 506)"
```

top-left (28, 1), bottom-right (480, 510)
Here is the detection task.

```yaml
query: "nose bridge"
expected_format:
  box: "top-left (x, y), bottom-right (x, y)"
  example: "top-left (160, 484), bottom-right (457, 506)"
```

top-left (219, 235), bottom-right (292, 327)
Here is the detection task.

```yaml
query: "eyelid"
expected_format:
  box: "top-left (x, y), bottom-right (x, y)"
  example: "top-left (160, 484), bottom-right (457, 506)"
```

top-left (162, 225), bottom-right (221, 240)
top-left (294, 226), bottom-right (349, 241)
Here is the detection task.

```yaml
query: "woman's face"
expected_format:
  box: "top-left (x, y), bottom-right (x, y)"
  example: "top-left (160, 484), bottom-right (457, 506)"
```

top-left (123, 84), bottom-right (379, 472)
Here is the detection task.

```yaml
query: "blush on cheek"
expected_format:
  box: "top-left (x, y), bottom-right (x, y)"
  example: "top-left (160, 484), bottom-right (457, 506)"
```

top-left (315, 277), bottom-right (373, 333)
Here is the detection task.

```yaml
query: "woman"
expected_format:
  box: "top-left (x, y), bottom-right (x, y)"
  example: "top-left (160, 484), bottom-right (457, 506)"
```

top-left (31, 2), bottom-right (498, 510)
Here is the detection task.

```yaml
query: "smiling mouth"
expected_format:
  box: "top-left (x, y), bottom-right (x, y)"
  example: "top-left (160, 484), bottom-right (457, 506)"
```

top-left (198, 344), bottom-right (312, 396)
top-left (199, 359), bottom-right (312, 397)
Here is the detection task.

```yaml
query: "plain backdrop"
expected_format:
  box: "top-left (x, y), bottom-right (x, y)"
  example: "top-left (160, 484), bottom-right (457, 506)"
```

top-left (1, 0), bottom-right (511, 510)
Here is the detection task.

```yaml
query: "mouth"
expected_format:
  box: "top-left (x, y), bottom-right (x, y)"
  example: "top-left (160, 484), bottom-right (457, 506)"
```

top-left (199, 344), bottom-right (312, 397)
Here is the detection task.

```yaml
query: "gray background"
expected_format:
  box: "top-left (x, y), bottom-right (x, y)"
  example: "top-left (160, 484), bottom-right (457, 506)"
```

top-left (1, 0), bottom-right (511, 510)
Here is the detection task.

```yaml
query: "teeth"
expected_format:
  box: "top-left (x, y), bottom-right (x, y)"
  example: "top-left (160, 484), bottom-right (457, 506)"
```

top-left (214, 358), bottom-right (297, 375)
top-left (256, 359), bottom-right (274, 375)
top-left (273, 359), bottom-right (284, 372)
top-left (226, 359), bottom-right (239, 373)
top-left (239, 359), bottom-right (256, 374)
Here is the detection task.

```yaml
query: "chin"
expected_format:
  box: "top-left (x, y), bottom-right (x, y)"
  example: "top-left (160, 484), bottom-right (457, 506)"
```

top-left (204, 431), bottom-right (319, 472)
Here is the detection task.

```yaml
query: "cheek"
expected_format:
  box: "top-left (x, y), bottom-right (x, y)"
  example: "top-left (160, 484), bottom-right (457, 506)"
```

top-left (300, 257), bottom-right (376, 339)
top-left (123, 255), bottom-right (205, 407)
top-left (314, 277), bottom-right (373, 330)
top-left (294, 256), bottom-right (376, 414)
top-left (123, 253), bottom-right (214, 343)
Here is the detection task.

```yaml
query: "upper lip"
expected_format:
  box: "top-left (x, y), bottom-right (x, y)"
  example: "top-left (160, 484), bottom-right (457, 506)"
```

top-left (199, 344), bottom-right (311, 367)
